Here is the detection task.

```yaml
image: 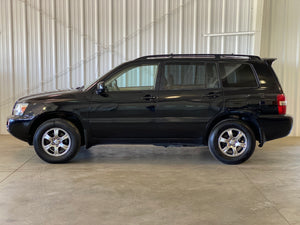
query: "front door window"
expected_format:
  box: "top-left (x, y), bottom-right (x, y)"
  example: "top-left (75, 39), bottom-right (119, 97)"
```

top-left (106, 64), bottom-right (159, 92)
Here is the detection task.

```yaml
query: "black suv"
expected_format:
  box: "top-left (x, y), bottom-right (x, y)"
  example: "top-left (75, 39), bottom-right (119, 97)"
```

top-left (7, 54), bottom-right (292, 164)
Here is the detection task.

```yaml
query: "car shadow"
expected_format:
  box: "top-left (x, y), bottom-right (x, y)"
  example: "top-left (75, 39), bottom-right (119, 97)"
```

top-left (72, 145), bottom-right (218, 165)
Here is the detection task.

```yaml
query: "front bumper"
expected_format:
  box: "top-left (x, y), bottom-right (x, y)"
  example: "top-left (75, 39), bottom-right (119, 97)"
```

top-left (7, 116), bottom-right (34, 144)
top-left (258, 115), bottom-right (293, 142)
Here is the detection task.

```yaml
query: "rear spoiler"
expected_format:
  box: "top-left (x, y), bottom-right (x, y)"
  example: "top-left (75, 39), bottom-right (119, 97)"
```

top-left (263, 58), bottom-right (277, 66)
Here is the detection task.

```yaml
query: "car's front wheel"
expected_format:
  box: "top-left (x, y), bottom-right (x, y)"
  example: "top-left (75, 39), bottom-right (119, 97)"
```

top-left (33, 119), bottom-right (80, 163)
top-left (208, 119), bottom-right (256, 164)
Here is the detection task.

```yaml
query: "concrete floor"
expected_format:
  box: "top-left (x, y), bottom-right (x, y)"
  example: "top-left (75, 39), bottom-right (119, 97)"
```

top-left (0, 135), bottom-right (299, 225)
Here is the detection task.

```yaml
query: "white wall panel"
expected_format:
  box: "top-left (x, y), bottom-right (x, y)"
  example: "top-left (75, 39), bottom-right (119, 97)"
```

top-left (261, 0), bottom-right (300, 136)
top-left (0, 0), bottom-right (15, 135)
top-left (0, 0), bottom-right (262, 134)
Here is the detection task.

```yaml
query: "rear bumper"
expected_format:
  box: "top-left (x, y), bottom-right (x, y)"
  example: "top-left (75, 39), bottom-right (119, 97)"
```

top-left (258, 115), bottom-right (293, 142)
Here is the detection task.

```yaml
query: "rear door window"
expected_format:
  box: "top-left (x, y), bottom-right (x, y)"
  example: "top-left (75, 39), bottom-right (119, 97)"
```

top-left (161, 62), bottom-right (219, 90)
top-left (220, 63), bottom-right (258, 88)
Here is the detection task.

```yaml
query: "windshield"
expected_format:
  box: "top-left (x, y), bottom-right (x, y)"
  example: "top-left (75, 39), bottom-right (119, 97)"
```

top-left (83, 69), bottom-right (113, 91)
top-left (83, 78), bottom-right (100, 92)
top-left (83, 61), bottom-right (130, 92)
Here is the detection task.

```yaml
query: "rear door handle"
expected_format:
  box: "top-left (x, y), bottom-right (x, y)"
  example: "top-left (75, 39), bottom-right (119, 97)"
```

top-left (142, 94), bottom-right (157, 101)
top-left (203, 92), bottom-right (220, 99)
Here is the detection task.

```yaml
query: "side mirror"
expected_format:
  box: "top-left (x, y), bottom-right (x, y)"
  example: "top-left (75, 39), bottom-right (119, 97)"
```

top-left (96, 81), bottom-right (105, 95)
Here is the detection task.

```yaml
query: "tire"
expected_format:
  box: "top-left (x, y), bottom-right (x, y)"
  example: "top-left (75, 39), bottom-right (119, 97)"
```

top-left (208, 119), bottom-right (256, 165)
top-left (33, 119), bottom-right (81, 163)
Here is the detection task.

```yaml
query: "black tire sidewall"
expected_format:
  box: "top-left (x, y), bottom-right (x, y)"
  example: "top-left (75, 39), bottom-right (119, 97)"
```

top-left (208, 120), bottom-right (256, 165)
top-left (33, 119), bottom-right (80, 163)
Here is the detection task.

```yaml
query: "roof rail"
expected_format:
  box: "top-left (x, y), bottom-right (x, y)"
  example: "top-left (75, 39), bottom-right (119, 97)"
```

top-left (219, 54), bottom-right (261, 60)
top-left (135, 54), bottom-right (261, 61)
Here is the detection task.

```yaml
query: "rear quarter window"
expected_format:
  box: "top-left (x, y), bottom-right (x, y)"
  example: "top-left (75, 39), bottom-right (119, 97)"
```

top-left (252, 63), bottom-right (281, 92)
top-left (220, 63), bottom-right (258, 88)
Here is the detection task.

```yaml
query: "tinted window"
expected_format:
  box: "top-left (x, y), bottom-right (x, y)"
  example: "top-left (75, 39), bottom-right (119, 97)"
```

top-left (106, 64), bottom-right (158, 91)
top-left (220, 63), bottom-right (257, 88)
top-left (161, 63), bottom-right (219, 90)
top-left (252, 63), bottom-right (279, 90)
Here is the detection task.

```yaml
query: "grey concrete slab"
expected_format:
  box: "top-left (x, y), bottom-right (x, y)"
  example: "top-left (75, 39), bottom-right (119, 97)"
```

top-left (237, 138), bottom-right (300, 225)
top-left (0, 136), bottom-right (33, 172)
top-left (0, 135), bottom-right (299, 225)
top-left (0, 172), bottom-right (12, 183)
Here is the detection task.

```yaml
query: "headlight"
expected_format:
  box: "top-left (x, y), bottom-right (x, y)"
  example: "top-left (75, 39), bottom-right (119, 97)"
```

top-left (13, 103), bottom-right (29, 116)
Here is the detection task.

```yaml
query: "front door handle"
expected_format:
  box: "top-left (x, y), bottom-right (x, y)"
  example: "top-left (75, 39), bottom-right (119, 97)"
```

top-left (142, 94), bottom-right (157, 101)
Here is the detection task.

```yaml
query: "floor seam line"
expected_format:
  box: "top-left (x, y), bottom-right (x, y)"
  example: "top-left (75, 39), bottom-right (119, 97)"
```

top-left (237, 167), bottom-right (291, 225)
top-left (0, 156), bottom-right (34, 184)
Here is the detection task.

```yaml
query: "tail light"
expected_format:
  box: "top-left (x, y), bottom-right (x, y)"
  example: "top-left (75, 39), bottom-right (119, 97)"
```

top-left (277, 94), bottom-right (287, 115)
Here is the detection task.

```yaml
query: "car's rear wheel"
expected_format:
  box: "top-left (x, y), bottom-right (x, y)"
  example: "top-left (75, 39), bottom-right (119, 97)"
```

top-left (208, 119), bottom-right (256, 164)
top-left (33, 119), bottom-right (80, 163)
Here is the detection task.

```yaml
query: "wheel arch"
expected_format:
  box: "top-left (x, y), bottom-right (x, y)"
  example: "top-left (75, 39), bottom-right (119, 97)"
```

top-left (204, 113), bottom-right (265, 147)
top-left (28, 111), bottom-right (86, 146)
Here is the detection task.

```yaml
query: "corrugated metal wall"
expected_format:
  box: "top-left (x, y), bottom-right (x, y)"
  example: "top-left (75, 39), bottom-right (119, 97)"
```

top-left (261, 0), bottom-right (300, 136)
top-left (0, 0), bottom-right (262, 134)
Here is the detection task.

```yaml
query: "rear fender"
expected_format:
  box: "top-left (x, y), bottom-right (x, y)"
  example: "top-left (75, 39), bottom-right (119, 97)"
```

top-left (204, 112), bottom-right (265, 147)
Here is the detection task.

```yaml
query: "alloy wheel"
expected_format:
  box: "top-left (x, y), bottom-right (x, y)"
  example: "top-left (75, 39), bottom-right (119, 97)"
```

top-left (41, 128), bottom-right (71, 157)
top-left (218, 128), bottom-right (247, 157)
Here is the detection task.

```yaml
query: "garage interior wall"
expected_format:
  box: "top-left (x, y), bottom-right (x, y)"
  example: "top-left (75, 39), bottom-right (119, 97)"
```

top-left (0, 0), bottom-right (263, 134)
top-left (260, 0), bottom-right (300, 136)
